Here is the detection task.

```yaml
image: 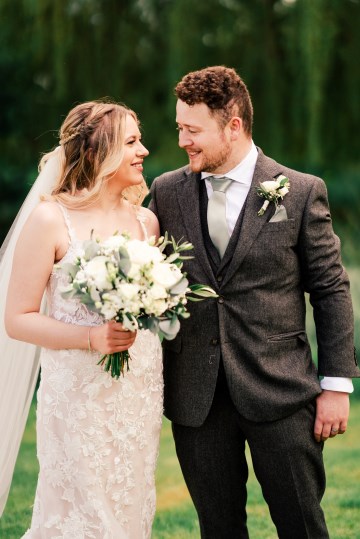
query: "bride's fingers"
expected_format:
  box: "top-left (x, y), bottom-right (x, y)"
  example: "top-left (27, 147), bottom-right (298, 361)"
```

top-left (109, 326), bottom-right (136, 342)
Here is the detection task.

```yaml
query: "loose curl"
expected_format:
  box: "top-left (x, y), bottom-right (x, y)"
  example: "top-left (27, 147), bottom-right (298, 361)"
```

top-left (175, 66), bottom-right (253, 135)
top-left (40, 100), bottom-right (148, 208)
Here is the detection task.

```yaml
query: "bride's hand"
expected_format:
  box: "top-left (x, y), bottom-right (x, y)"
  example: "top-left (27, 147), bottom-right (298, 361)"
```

top-left (89, 322), bottom-right (136, 354)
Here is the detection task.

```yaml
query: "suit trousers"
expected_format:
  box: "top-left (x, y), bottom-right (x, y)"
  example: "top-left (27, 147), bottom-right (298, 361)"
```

top-left (172, 363), bottom-right (329, 539)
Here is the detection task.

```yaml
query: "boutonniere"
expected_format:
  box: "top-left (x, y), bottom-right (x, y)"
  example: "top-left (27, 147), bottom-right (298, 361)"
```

top-left (256, 175), bottom-right (290, 216)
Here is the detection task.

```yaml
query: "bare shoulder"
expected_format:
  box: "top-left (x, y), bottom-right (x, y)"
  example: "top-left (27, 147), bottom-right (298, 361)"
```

top-left (26, 200), bottom-right (64, 230)
top-left (138, 206), bottom-right (160, 236)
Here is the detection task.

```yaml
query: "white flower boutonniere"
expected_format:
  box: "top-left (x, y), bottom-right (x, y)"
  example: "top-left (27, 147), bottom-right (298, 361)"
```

top-left (256, 174), bottom-right (290, 216)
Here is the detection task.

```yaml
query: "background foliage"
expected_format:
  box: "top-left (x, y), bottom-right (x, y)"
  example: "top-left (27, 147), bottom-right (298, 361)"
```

top-left (1, 0), bottom-right (360, 262)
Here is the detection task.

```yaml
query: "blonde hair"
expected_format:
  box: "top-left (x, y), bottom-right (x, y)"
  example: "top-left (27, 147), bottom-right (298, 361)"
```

top-left (40, 100), bottom-right (149, 208)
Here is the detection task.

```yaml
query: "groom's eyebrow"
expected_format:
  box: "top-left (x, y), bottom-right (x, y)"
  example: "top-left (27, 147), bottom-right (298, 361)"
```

top-left (176, 120), bottom-right (201, 129)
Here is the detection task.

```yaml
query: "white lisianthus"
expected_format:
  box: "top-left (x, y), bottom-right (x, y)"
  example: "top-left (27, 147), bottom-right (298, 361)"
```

top-left (117, 283), bottom-right (140, 301)
top-left (151, 262), bottom-right (183, 289)
top-left (259, 180), bottom-right (280, 194)
top-left (142, 297), bottom-right (168, 316)
top-left (89, 285), bottom-right (101, 302)
top-left (83, 256), bottom-right (112, 290)
top-left (74, 269), bottom-right (87, 284)
top-left (102, 291), bottom-right (123, 310)
top-left (127, 262), bottom-right (141, 280)
top-left (102, 234), bottom-right (127, 251)
top-left (279, 186), bottom-right (289, 196)
top-left (99, 302), bottom-right (118, 320)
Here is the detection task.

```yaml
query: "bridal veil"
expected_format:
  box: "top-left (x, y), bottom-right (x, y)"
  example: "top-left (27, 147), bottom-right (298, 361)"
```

top-left (0, 148), bottom-right (61, 515)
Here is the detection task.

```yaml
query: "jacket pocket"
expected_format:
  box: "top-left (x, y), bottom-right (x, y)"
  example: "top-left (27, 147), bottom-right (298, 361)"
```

top-left (261, 218), bottom-right (296, 233)
top-left (267, 330), bottom-right (308, 343)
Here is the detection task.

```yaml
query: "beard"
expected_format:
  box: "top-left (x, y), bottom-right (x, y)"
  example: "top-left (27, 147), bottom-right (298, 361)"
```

top-left (188, 138), bottom-right (232, 174)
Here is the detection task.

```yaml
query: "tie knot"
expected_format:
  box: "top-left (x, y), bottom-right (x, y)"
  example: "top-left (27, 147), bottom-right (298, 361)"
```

top-left (209, 176), bottom-right (233, 193)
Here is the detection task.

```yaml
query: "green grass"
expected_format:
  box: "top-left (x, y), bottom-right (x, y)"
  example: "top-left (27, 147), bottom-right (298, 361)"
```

top-left (1, 268), bottom-right (359, 537)
top-left (1, 401), bottom-right (360, 538)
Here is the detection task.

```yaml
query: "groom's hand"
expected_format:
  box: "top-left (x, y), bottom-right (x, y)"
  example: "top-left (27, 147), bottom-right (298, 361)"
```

top-left (314, 390), bottom-right (350, 442)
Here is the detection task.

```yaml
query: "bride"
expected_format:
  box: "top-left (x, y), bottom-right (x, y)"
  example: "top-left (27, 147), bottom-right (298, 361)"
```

top-left (0, 100), bottom-right (163, 538)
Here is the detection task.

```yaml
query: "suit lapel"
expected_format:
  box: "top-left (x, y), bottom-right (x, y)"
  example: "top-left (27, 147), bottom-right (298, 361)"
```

top-left (176, 169), bottom-right (218, 286)
top-left (221, 151), bottom-right (283, 287)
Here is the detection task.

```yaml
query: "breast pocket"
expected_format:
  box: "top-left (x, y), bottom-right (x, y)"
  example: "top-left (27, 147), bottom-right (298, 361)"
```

top-left (261, 218), bottom-right (296, 234)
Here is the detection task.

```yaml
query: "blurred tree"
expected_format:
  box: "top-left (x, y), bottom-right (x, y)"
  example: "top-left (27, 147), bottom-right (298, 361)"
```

top-left (1, 0), bottom-right (359, 258)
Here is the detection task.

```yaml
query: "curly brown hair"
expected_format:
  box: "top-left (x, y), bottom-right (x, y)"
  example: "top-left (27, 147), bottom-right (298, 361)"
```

top-left (175, 66), bottom-right (253, 135)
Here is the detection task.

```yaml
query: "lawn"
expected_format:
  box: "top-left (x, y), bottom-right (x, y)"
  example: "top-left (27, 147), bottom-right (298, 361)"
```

top-left (1, 399), bottom-right (360, 538)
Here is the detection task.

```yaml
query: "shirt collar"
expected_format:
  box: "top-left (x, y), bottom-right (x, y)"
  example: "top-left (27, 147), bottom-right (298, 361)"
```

top-left (201, 141), bottom-right (258, 186)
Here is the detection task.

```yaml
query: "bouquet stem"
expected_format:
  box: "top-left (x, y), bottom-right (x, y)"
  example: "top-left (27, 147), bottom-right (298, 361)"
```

top-left (97, 351), bottom-right (130, 379)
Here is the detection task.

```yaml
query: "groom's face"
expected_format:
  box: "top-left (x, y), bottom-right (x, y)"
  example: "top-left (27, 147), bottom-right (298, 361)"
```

top-left (176, 100), bottom-right (232, 174)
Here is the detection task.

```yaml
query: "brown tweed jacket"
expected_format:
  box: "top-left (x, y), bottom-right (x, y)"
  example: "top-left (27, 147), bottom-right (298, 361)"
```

top-left (149, 149), bottom-right (359, 426)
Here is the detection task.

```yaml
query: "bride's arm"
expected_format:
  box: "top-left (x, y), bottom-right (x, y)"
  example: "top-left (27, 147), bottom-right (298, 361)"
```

top-left (5, 202), bottom-right (135, 353)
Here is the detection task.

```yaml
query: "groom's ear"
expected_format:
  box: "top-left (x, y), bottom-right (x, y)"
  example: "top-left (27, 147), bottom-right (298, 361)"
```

top-left (227, 117), bottom-right (242, 140)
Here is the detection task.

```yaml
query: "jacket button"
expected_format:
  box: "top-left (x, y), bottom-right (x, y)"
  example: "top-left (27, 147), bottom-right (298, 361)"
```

top-left (218, 296), bottom-right (224, 304)
top-left (211, 338), bottom-right (218, 345)
top-left (217, 275), bottom-right (223, 282)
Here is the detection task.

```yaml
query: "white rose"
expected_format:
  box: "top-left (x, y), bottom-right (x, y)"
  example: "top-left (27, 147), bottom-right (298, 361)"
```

top-left (84, 256), bottom-right (112, 290)
top-left (260, 180), bottom-right (280, 193)
top-left (126, 239), bottom-right (164, 265)
top-left (149, 283), bottom-right (168, 300)
top-left (151, 262), bottom-right (183, 289)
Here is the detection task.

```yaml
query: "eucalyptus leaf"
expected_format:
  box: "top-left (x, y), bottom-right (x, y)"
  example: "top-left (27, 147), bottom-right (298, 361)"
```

top-left (139, 316), bottom-right (160, 334)
top-left (60, 263), bottom-right (79, 280)
top-left (159, 317), bottom-right (180, 340)
top-left (84, 240), bottom-right (100, 260)
top-left (169, 277), bottom-right (189, 295)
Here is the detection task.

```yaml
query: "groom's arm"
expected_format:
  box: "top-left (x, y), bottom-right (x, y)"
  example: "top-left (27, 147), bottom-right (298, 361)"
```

top-left (299, 177), bottom-right (357, 376)
top-left (298, 176), bottom-right (359, 441)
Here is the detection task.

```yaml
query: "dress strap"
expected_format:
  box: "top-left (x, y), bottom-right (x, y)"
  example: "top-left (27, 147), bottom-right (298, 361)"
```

top-left (56, 203), bottom-right (76, 244)
top-left (135, 208), bottom-right (149, 241)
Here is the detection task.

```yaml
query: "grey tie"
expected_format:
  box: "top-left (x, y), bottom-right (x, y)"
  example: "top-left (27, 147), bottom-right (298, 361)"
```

top-left (207, 176), bottom-right (233, 258)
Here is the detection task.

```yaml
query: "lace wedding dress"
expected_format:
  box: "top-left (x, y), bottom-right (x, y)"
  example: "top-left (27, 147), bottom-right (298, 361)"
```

top-left (22, 205), bottom-right (164, 539)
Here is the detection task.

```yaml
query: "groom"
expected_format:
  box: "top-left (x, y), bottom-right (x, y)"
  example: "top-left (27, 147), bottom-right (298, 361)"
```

top-left (149, 66), bottom-right (360, 538)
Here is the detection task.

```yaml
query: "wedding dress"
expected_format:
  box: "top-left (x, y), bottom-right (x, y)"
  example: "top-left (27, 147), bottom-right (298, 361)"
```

top-left (22, 204), bottom-right (164, 539)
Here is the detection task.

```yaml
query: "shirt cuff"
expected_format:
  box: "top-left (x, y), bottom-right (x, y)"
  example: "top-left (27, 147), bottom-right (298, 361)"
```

top-left (320, 377), bottom-right (354, 393)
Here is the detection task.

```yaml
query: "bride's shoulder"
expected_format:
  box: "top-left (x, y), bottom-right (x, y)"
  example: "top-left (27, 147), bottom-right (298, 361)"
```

top-left (27, 200), bottom-right (64, 230)
top-left (135, 206), bottom-right (159, 235)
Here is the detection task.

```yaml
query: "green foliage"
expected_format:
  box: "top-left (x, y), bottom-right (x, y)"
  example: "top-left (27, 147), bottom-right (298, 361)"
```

top-left (1, 0), bottom-right (360, 263)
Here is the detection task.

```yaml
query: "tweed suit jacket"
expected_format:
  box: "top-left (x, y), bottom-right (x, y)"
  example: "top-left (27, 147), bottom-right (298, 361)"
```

top-left (149, 149), bottom-right (360, 426)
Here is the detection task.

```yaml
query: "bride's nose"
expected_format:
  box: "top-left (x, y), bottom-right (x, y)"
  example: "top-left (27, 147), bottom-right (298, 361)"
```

top-left (138, 142), bottom-right (149, 157)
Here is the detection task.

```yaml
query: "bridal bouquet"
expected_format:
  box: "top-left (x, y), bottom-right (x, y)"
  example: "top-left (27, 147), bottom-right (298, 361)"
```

top-left (59, 232), bottom-right (217, 378)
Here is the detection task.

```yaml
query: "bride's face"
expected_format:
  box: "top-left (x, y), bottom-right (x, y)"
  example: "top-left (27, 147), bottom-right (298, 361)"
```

top-left (108, 115), bottom-right (149, 190)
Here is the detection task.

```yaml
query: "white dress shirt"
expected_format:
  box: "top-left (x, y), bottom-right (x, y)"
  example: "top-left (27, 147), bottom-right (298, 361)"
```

top-left (202, 141), bottom-right (353, 394)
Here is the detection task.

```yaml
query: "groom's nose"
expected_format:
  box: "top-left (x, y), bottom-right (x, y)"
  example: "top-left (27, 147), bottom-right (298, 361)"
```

top-left (178, 130), bottom-right (193, 149)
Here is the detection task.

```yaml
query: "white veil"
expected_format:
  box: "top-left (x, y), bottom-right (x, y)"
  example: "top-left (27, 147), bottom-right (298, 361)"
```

top-left (0, 148), bottom-right (61, 516)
